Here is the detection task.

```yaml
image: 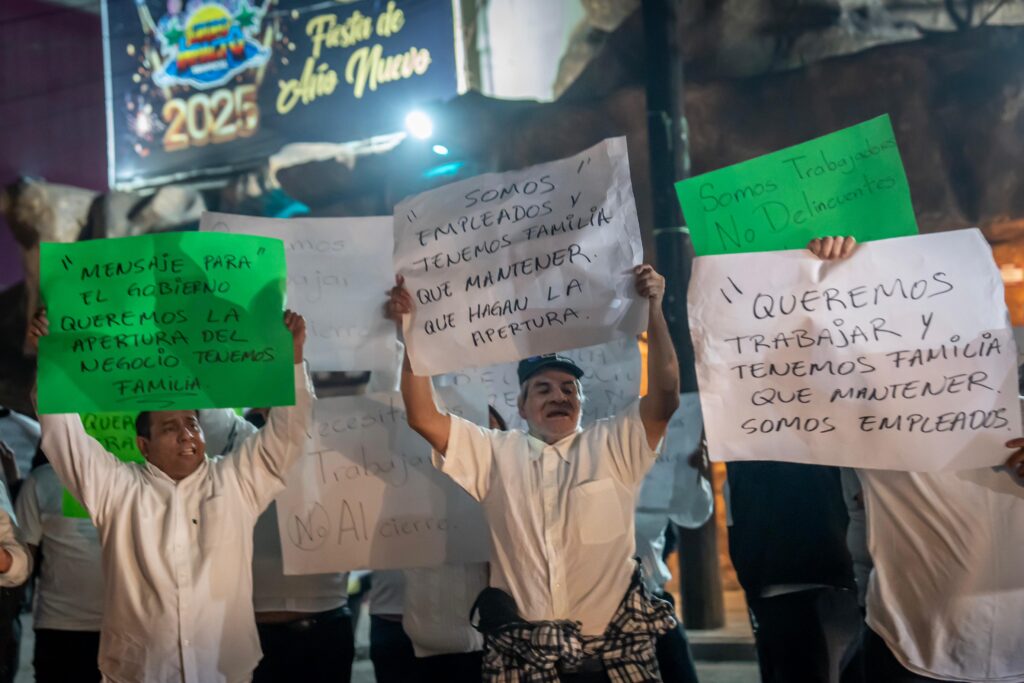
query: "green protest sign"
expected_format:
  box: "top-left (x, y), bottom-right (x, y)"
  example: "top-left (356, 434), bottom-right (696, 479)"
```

top-left (63, 412), bottom-right (143, 518)
top-left (676, 115), bottom-right (918, 256)
top-left (38, 232), bottom-right (294, 414)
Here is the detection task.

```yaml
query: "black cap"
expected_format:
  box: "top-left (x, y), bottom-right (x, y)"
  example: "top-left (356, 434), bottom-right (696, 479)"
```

top-left (516, 354), bottom-right (584, 385)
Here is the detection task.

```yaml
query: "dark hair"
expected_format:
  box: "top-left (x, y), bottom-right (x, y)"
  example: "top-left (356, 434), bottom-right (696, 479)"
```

top-left (135, 410), bottom-right (200, 438)
top-left (488, 405), bottom-right (508, 432)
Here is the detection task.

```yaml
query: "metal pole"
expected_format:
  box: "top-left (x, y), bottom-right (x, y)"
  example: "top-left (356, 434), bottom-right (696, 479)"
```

top-left (642, 0), bottom-right (725, 630)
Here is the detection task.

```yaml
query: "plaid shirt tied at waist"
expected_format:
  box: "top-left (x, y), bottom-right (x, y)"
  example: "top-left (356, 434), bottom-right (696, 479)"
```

top-left (473, 569), bottom-right (676, 683)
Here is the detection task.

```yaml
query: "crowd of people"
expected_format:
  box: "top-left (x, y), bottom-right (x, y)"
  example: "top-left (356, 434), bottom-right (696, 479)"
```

top-left (0, 236), bottom-right (1016, 683)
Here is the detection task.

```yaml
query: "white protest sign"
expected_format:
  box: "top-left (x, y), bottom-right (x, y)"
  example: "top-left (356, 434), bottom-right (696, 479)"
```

top-left (200, 212), bottom-right (396, 371)
top-left (438, 337), bottom-right (642, 429)
top-left (276, 388), bottom-right (490, 573)
top-left (689, 229), bottom-right (1021, 471)
top-left (393, 137), bottom-right (647, 376)
top-left (638, 393), bottom-right (712, 528)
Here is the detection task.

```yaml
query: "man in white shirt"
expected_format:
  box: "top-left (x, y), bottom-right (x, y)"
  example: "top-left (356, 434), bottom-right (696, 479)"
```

top-left (16, 461), bottom-right (104, 682)
top-left (197, 408), bottom-right (355, 683)
top-left (30, 309), bottom-right (313, 683)
top-left (386, 264), bottom-right (680, 682)
top-left (811, 236), bottom-right (1024, 683)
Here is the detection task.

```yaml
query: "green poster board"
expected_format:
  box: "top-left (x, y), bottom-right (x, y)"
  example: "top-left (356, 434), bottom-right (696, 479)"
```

top-left (676, 115), bottom-right (918, 256)
top-left (38, 232), bottom-right (294, 414)
top-left (62, 413), bottom-right (143, 518)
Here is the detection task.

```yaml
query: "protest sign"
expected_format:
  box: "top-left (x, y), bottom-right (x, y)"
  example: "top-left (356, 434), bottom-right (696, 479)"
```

top-left (689, 229), bottom-right (1020, 471)
top-left (393, 137), bottom-right (647, 376)
top-left (62, 412), bottom-right (143, 518)
top-left (37, 232), bottom-right (294, 414)
top-left (276, 388), bottom-right (490, 573)
top-left (677, 115), bottom-right (918, 256)
top-left (438, 337), bottom-right (641, 429)
top-left (200, 212), bottom-right (396, 371)
top-left (637, 393), bottom-right (710, 524)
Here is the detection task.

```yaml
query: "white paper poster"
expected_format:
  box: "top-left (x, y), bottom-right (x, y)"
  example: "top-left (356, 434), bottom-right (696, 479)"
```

top-left (393, 137), bottom-right (647, 376)
top-left (200, 212), bottom-right (396, 371)
top-left (438, 337), bottom-right (642, 430)
top-left (276, 388), bottom-right (490, 573)
top-left (689, 229), bottom-right (1021, 471)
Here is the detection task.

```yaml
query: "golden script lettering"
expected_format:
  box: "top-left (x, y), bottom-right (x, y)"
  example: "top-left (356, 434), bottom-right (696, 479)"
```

top-left (345, 44), bottom-right (432, 99)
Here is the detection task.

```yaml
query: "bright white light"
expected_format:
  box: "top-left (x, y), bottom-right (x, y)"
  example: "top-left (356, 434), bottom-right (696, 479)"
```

top-left (405, 110), bottom-right (433, 139)
top-left (432, 144), bottom-right (449, 156)
top-left (135, 110), bottom-right (152, 137)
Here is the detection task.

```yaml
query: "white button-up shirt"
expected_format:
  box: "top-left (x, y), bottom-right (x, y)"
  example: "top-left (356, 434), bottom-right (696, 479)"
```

top-left (436, 400), bottom-right (658, 636)
top-left (860, 466), bottom-right (1024, 682)
top-left (15, 463), bottom-right (104, 631)
top-left (39, 364), bottom-right (313, 683)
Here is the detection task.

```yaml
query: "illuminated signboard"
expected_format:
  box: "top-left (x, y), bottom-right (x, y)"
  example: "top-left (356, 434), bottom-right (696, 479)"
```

top-left (104, 0), bottom-right (463, 189)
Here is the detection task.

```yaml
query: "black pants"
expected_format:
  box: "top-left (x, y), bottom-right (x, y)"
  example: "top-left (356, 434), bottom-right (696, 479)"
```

top-left (417, 650), bottom-right (483, 682)
top-left (653, 591), bottom-right (699, 683)
top-left (371, 615), bottom-right (420, 683)
top-left (559, 672), bottom-right (611, 683)
top-left (863, 628), bottom-right (957, 683)
top-left (747, 587), bottom-right (862, 683)
top-left (34, 628), bottom-right (101, 683)
top-left (253, 607), bottom-right (354, 683)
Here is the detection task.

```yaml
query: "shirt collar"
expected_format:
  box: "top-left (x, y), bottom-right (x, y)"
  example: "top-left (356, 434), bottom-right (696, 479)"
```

top-left (144, 457), bottom-right (210, 485)
top-left (525, 427), bottom-right (582, 463)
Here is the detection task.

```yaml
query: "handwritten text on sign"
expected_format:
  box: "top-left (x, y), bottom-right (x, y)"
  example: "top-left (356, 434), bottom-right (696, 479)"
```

top-left (394, 137), bottom-right (647, 376)
top-left (276, 389), bottom-right (490, 573)
top-left (37, 232), bottom-right (293, 414)
top-left (689, 229), bottom-right (1020, 471)
top-left (676, 115), bottom-right (918, 256)
top-left (200, 212), bottom-right (397, 371)
top-left (438, 338), bottom-right (641, 430)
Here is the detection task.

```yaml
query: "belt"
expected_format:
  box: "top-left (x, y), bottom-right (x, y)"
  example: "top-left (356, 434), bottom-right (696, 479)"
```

top-left (262, 606), bottom-right (350, 632)
top-left (557, 655), bottom-right (604, 674)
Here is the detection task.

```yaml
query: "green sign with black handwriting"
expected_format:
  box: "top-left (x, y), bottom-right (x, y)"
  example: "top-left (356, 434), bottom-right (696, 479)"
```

top-left (38, 232), bottom-right (294, 414)
top-left (676, 115), bottom-right (918, 256)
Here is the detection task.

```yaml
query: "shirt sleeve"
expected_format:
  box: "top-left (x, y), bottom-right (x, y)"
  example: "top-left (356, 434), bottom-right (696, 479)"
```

top-left (432, 415), bottom-right (496, 502)
top-left (13, 473), bottom-right (42, 547)
top-left (667, 469), bottom-right (714, 529)
top-left (0, 486), bottom-right (31, 586)
top-left (38, 412), bottom-right (132, 526)
top-left (199, 408), bottom-right (260, 456)
top-left (226, 363), bottom-right (315, 515)
top-left (605, 399), bottom-right (661, 486)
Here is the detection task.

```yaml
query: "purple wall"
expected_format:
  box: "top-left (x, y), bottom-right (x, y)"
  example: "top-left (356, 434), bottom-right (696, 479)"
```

top-left (0, 0), bottom-right (106, 289)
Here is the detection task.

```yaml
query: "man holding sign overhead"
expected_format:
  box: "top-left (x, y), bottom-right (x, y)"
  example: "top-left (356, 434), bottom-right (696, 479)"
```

top-left (386, 263), bottom-right (679, 682)
top-left (29, 308), bottom-right (313, 683)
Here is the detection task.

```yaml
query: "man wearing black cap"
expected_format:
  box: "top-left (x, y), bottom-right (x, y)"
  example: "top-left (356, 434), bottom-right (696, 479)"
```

top-left (386, 264), bottom-right (680, 682)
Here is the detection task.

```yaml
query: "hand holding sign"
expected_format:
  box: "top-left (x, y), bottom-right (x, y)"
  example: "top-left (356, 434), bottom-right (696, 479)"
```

top-left (285, 310), bottom-right (307, 364)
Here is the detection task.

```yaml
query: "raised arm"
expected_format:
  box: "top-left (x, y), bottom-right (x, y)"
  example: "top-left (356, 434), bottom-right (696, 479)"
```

top-left (29, 309), bottom-right (127, 522)
top-left (229, 310), bottom-right (315, 513)
top-left (387, 276), bottom-right (451, 454)
top-left (637, 265), bottom-right (680, 449)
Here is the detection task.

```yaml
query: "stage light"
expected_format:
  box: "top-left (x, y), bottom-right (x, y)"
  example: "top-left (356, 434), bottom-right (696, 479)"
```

top-left (405, 110), bottom-right (433, 140)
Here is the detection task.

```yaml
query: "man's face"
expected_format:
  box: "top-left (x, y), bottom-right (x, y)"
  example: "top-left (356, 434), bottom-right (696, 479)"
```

top-left (518, 369), bottom-right (582, 444)
top-left (136, 411), bottom-right (206, 481)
